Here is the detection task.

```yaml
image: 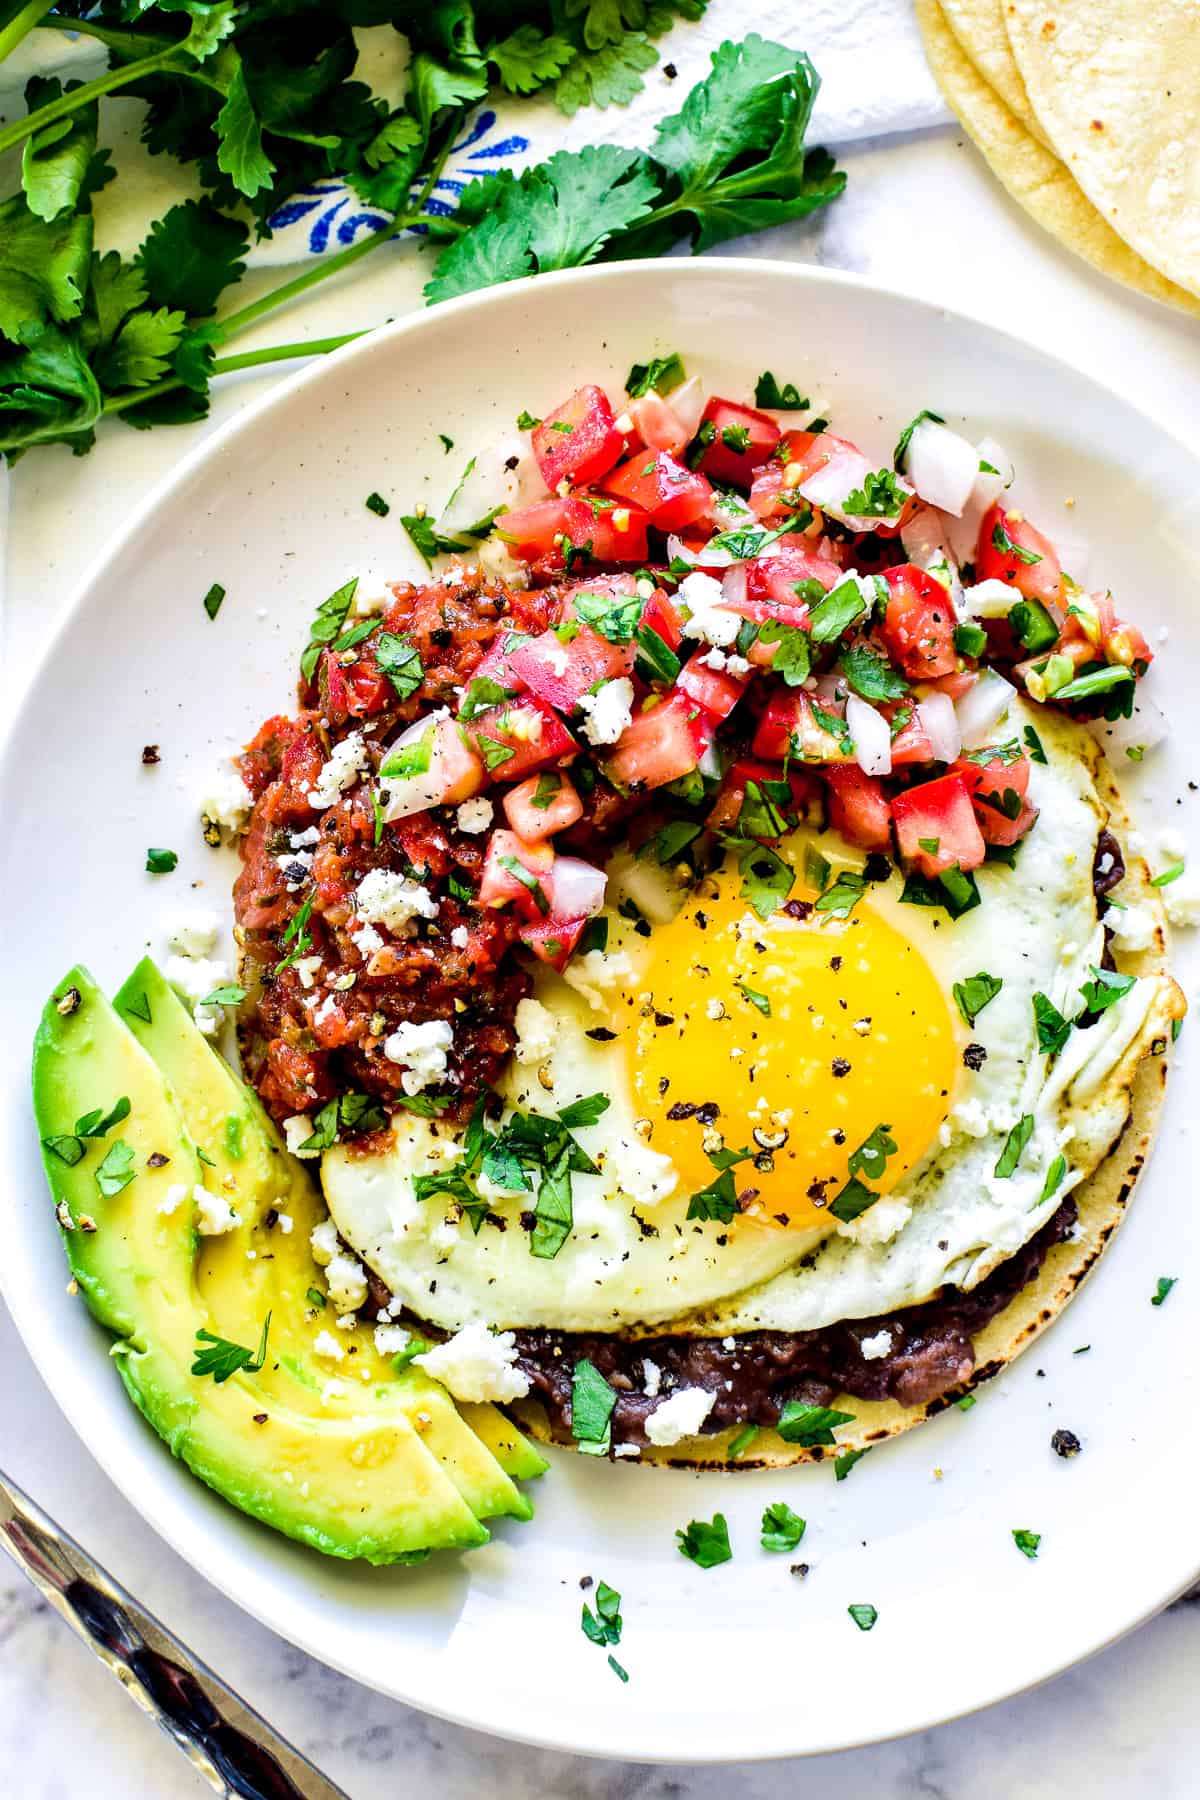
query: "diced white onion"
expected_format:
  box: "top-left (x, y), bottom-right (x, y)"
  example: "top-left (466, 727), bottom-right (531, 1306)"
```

top-left (796, 449), bottom-right (872, 513)
top-left (900, 503), bottom-right (951, 568)
top-left (962, 578), bottom-right (1018, 620)
top-left (846, 695), bottom-right (892, 776)
top-left (954, 668), bottom-right (1016, 748)
top-left (904, 420), bottom-right (979, 517)
top-left (550, 857), bottom-right (607, 920)
top-left (670, 376), bottom-right (707, 439)
top-left (437, 438), bottom-right (530, 537)
top-left (710, 490), bottom-right (755, 531)
top-left (667, 533), bottom-right (738, 570)
top-left (1087, 689), bottom-right (1168, 760)
top-left (941, 436), bottom-right (1012, 563)
top-left (917, 691), bottom-right (961, 763)
top-left (720, 563), bottom-right (748, 607)
top-left (380, 717), bottom-right (452, 821)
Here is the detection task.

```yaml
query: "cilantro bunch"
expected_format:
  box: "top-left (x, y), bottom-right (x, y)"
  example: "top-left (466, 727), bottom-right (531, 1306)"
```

top-left (0, 7), bottom-right (844, 461)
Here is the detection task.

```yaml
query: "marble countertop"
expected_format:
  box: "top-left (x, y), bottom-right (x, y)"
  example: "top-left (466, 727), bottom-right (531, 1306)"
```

top-left (5, 117), bottom-right (1200, 1798)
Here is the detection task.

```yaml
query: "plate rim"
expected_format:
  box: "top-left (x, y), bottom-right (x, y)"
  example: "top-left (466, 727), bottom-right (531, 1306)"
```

top-left (3, 253), bottom-right (1199, 1762)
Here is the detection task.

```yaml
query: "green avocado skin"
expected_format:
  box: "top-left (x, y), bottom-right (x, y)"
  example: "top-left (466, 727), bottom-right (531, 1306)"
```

top-left (30, 965), bottom-right (491, 1563)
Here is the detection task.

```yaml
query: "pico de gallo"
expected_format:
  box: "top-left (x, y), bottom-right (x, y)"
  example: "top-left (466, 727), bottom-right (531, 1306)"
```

top-left (230, 358), bottom-right (1154, 1136)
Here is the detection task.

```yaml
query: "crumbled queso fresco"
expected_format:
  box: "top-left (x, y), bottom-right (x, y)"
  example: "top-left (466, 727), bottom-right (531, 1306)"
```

top-left (382, 1018), bottom-right (454, 1094)
top-left (413, 1322), bottom-right (531, 1403)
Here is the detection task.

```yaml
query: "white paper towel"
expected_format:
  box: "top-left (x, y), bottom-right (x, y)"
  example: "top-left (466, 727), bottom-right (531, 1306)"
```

top-left (0, 3), bottom-right (950, 270)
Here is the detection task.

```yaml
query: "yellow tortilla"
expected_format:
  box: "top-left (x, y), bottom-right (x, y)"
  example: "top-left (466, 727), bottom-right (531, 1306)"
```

top-left (515, 761), bottom-right (1185, 1469)
top-left (939, 0), bottom-right (1049, 145)
top-left (915, 0), bottom-right (1200, 319)
top-left (1004, 0), bottom-right (1200, 300)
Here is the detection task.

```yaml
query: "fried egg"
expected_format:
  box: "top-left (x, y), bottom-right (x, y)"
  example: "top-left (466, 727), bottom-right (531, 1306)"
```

top-left (323, 700), bottom-right (1180, 1336)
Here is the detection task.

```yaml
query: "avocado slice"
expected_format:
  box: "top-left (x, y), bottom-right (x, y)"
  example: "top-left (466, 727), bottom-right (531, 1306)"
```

top-left (31, 968), bottom-right (494, 1563)
top-left (111, 958), bottom-right (539, 1523)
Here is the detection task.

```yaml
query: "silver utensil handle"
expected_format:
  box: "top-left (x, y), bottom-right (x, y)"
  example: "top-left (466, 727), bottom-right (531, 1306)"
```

top-left (0, 1470), bottom-right (349, 1800)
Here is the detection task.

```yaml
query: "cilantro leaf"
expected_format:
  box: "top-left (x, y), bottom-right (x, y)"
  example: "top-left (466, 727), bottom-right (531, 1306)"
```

top-left (490, 25), bottom-right (577, 94)
top-left (838, 641), bottom-right (907, 703)
top-left (676, 1513), bottom-right (732, 1568)
top-left (376, 632), bottom-right (424, 701)
top-left (574, 588), bottom-right (642, 643)
top-left (848, 1603), bottom-right (878, 1631)
top-left (94, 306), bottom-right (186, 392)
top-left (809, 577), bottom-right (868, 644)
top-left (892, 408), bottom-right (945, 470)
top-left (0, 322), bottom-right (103, 456)
top-left (95, 1139), bottom-right (137, 1198)
top-left (843, 468), bottom-right (906, 520)
top-left (776, 1402), bottom-right (854, 1446)
top-left (626, 351), bottom-right (685, 396)
top-left (760, 1502), bottom-right (805, 1552)
top-left (553, 33), bottom-right (658, 114)
top-left (847, 1123), bottom-right (897, 1183)
top-left (834, 1447), bottom-right (868, 1481)
top-left (755, 371), bottom-right (808, 408)
top-left (815, 870), bottom-right (867, 919)
top-left (192, 1313), bottom-right (272, 1385)
top-left (1152, 1276), bottom-right (1177, 1307)
top-left (300, 578), bottom-right (358, 684)
top-left (734, 841), bottom-right (794, 919)
top-left (0, 193), bottom-right (91, 344)
top-left (828, 1176), bottom-right (877, 1223)
top-left (648, 36), bottom-right (842, 251)
top-left (757, 619), bottom-right (811, 686)
top-left (994, 1113), bottom-right (1035, 1179)
top-left (426, 145), bottom-right (659, 304)
top-left (952, 972), bottom-right (1002, 1029)
top-left (581, 1579), bottom-right (623, 1647)
top-left (1079, 964), bottom-right (1136, 1015)
top-left (137, 201), bottom-right (248, 319)
top-left (572, 1358), bottom-right (617, 1454)
top-left (1012, 1528), bottom-right (1041, 1560)
top-left (215, 61), bottom-right (276, 200)
top-left (21, 79), bottom-right (98, 224)
top-left (1032, 992), bottom-right (1071, 1056)
top-left (686, 1169), bottom-right (739, 1224)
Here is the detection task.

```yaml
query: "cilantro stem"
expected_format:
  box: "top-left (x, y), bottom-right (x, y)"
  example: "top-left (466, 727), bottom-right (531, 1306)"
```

top-left (0, 0), bottom-right (52, 65)
top-left (0, 44), bottom-right (187, 157)
top-left (211, 127), bottom-right (459, 343)
top-left (100, 333), bottom-right (366, 417)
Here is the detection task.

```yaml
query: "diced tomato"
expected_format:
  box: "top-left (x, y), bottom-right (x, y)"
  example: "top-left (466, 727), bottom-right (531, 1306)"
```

top-left (891, 772), bottom-right (985, 876)
top-left (627, 392), bottom-right (690, 456)
top-left (953, 752), bottom-right (1038, 847)
top-left (469, 629), bottom-right (533, 699)
top-left (502, 771), bottom-right (584, 842)
top-left (929, 669), bottom-right (978, 703)
top-left (508, 625), bottom-right (632, 713)
top-left (707, 757), bottom-right (819, 835)
top-left (748, 461), bottom-right (788, 523)
top-left (676, 651), bottom-right (750, 721)
top-left (976, 503), bottom-right (1063, 605)
top-left (321, 646), bottom-right (394, 723)
top-left (824, 766), bottom-right (892, 854)
top-left (696, 397), bottom-right (781, 487)
top-left (465, 695), bottom-right (577, 784)
top-left (1059, 591), bottom-right (1153, 672)
top-left (751, 691), bottom-right (853, 764)
top-left (276, 724), bottom-right (328, 819)
top-left (638, 585), bottom-right (684, 652)
top-left (880, 565), bottom-right (958, 680)
top-left (496, 498), bottom-right (574, 563)
top-left (532, 385), bottom-right (624, 491)
top-left (518, 916), bottom-right (587, 973)
top-left (745, 547), bottom-right (842, 609)
top-left (601, 450), bottom-right (712, 532)
top-left (604, 691), bottom-right (714, 791)
top-left (562, 495), bottom-right (650, 565)
top-left (886, 705), bottom-right (935, 765)
top-left (479, 829), bottom-right (556, 919)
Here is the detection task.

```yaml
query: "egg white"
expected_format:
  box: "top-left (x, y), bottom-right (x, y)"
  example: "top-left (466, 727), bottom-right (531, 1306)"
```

top-left (323, 698), bottom-right (1175, 1336)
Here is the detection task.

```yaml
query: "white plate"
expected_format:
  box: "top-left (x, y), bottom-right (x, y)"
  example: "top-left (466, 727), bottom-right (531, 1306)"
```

top-left (3, 260), bottom-right (1199, 1762)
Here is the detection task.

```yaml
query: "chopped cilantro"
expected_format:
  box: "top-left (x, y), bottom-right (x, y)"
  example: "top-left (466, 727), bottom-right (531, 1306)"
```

top-left (728, 1424), bottom-right (759, 1459)
top-left (1032, 992), bottom-right (1071, 1056)
top-left (635, 623), bottom-right (681, 686)
top-left (847, 1123), bottom-right (897, 1183)
top-left (572, 1359), bottom-right (616, 1455)
top-left (145, 847), bottom-right (177, 874)
top-left (375, 632), bottom-right (424, 701)
top-left (516, 410), bottom-right (541, 430)
top-left (574, 588), bottom-right (642, 644)
top-left (757, 619), bottom-right (812, 686)
top-left (300, 578), bottom-right (359, 684)
top-left (815, 869), bottom-right (867, 919)
top-left (675, 1513), bottom-right (732, 1569)
top-left (760, 1502), bottom-right (806, 1552)
top-left (952, 971), bottom-right (1002, 1028)
top-left (400, 513), bottom-right (469, 568)
top-left (838, 641), bottom-right (908, 702)
top-left (834, 1447), bottom-right (868, 1481)
top-left (776, 1402), bottom-right (854, 1446)
top-left (755, 372), bottom-right (808, 409)
top-left (809, 576), bottom-right (868, 644)
top-left (734, 841), bottom-right (794, 920)
top-left (994, 1113), bottom-right (1035, 1179)
top-left (202, 583), bottom-right (226, 621)
top-left (1023, 723), bottom-right (1048, 764)
top-left (626, 353), bottom-right (685, 397)
top-left (1079, 964), bottom-right (1136, 1015)
top-left (848, 1603), bottom-right (878, 1631)
top-left (581, 1580), bottom-right (623, 1650)
top-left (720, 423), bottom-right (751, 453)
top-left (735, 979), bottom-right (771, 1016)
top-left (364, 491), bottom-right (390, 517)
top-left (829, 1177), bottom-right (877, 1224)
top-left (1039, 1153), bottom-right (1067, 1205)
top-left (843, 469), bottom-right (906, 520)
top-left (1151, 1276), bottom-right (1177, 1307)
top-left (192, 1314), bottom-right (271, 1385)
top-left (1012, 1529), bottom-right (1041, 1560)
top-left (686, 1169), bottom-right (739, 1225)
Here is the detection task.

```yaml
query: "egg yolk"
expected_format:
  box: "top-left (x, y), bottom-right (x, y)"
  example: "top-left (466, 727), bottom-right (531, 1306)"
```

top-left (629, 879), bottom-right (957, 1232)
